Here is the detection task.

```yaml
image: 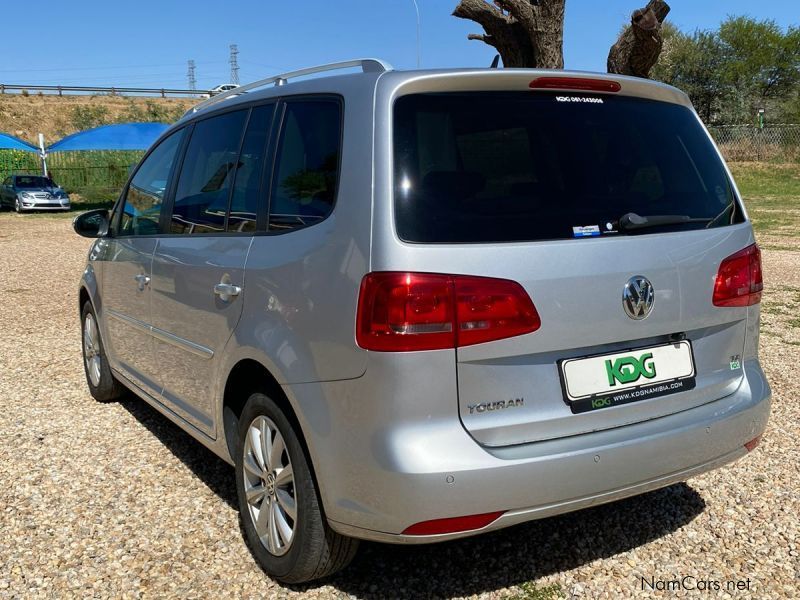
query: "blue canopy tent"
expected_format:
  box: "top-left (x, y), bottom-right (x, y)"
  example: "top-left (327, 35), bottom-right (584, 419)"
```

top-left (42, 123), bottom-right (170, 194)
top-left (47, 122), bottom-right (169, 152)
top-left (0, 133), bottom-right (38, 152)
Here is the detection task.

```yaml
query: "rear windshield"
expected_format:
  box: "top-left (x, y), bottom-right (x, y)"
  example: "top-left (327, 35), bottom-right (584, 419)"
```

top-left (393, 92), bottom-right (742, 243)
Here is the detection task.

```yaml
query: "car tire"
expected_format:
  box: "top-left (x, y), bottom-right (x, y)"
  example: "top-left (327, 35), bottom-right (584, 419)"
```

top-left (80, 301), bottom-right (126, 402)
top-left (235, 392), bottom-right (359, 583)
top-left (14, 198), bottom-right (21, 213)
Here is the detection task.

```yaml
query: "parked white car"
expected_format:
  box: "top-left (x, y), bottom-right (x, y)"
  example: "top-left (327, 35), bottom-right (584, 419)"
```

top-left (201, 83), bottom-right (240, 98)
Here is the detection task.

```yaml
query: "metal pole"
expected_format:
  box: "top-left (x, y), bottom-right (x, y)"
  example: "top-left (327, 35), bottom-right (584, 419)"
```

top-left (38, 133), bottom-right (47, 177)
top-left (411, 0), bottom-right (421, 68)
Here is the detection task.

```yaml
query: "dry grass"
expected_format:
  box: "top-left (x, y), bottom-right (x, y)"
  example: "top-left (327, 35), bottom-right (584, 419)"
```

top-left (0, 95), bottom-right (196, 145)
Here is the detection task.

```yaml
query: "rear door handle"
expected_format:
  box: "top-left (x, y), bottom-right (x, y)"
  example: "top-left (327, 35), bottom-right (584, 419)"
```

top-left (214, 283), bottom-right (242, 302)
top-left (134, 274), bottom-right (151, 291)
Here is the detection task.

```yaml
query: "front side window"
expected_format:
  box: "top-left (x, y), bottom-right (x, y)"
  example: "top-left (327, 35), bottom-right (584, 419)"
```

top-left (170, 110), bottom-right (248, 234)
top-left (269, 99), bottom-right (341, 231)
top-left (120, 128), bottom-right (185, 236)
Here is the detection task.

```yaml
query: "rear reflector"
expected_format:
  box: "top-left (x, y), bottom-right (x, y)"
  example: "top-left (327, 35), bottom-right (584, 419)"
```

top-left (744, 435), bottom-right (762, 452)
top-left (713, 244), bottom-right (763, 307)
top-left (402, 511), bottom-right (505, 536)
top-left (529, 76), bottom-right (621, 93)
top-left (356, 272), bottom-right (541, 351)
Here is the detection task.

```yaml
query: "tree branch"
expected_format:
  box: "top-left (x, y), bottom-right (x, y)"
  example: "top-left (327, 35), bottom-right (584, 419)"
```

top-left (493, 0), bottom-right (536, 32)
top-left (468, 33), bottom-right (499, 48)
top-left (453, 0), bottom-right (510, 30)
top-left (608, 0), bottom-right (671, 78)
top-left (454, 0), bottom-right (537, 67)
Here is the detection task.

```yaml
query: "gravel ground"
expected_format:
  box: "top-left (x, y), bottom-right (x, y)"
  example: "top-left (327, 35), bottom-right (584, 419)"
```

top-left (0, 213), bottom-right (797, 599)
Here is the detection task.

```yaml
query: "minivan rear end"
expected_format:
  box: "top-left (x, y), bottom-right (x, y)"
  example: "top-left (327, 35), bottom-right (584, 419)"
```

top-left (317, 70), bottom-right (771, 542)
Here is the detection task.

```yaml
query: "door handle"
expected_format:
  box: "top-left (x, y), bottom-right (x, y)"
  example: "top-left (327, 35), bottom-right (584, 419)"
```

top-left (214, 282), bottom-right (242, 302)
top-left (134, 274), bottom-right (151, 291)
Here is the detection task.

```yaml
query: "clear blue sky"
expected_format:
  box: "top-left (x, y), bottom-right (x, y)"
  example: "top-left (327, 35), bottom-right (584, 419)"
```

top-left (1, 1), bottom-right (796, 90)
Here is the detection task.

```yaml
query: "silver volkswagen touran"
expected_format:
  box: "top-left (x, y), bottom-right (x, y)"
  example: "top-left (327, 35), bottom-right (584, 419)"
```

top-left (74, 59), bottom-right (771, 583)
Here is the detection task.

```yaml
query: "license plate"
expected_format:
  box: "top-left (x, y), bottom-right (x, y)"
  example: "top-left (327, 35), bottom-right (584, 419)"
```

top-left (559, 341), bottom-right (696, 414)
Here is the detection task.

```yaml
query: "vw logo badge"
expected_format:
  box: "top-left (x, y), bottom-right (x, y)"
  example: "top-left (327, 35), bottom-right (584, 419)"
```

top-left (623, 276), bottom-right (655, 320)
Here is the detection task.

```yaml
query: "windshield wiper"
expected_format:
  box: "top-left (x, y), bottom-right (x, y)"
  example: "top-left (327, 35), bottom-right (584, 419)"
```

top-left (618, 212), bottom-right (711, 232)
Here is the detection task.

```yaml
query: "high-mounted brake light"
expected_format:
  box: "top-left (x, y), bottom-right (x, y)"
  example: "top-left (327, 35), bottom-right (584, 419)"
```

top-left (713, 244), bottom-right (763, 307)
top-left (402, 511), bottom-right (505, 536)
top-left (356, 272), bottom-right (541, 352)
top-left (529, 76), bottom-right (621, 93)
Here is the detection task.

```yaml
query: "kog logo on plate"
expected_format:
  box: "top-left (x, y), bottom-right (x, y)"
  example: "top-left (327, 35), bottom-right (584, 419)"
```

top-left (605, 353), bottom-right (657, 386)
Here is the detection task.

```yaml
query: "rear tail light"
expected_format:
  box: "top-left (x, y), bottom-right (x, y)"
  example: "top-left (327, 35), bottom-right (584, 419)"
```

top-left (356, 272), bottom-right (540, 351)
top-left (529, 76), bottom-right (621, 93)
top-left (402, 511), bottom-right (505, 535)
top-left (713, 244), bottom-right (763, 307)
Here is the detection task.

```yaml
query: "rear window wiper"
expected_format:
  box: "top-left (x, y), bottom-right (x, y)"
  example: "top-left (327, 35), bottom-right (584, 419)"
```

top-left (618, 212), bottom-right (711, 232)
top-left (705, 202), bottom-right (736, 228)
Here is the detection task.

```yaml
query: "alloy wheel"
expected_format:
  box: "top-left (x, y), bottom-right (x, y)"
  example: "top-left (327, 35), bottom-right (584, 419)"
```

top-left (242, 415), bottom-right (297, 556)
top-left (82, 313), bottom-right (102, 387)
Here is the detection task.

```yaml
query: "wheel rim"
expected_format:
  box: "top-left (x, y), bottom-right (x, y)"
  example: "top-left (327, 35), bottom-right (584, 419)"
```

top-left (242, 415), bottom-right (296, 556)
top-left (15, 198), bottom-right (20, 212)
top-left (83, 313), bottom-right (102, 387)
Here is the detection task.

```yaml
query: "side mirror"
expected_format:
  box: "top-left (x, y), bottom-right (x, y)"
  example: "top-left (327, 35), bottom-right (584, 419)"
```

top-left (73, 209), bottom-right (110, 238)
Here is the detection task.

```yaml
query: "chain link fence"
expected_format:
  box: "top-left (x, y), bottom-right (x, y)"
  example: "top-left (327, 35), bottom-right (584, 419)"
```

top-left (2, 125), bottom-right (799, 207)
top-left (0, 149), bottom-right (143, 203)
top-left (708, 125), bottom-right (800, 163)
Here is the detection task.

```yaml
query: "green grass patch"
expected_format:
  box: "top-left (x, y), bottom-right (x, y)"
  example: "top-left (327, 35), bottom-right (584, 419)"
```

top-left (729, 163), bottom-right (800, 236)
top-left (730, 163), bottom-right (800, 199)
top-left (508, 582), bottom-right (565, 600)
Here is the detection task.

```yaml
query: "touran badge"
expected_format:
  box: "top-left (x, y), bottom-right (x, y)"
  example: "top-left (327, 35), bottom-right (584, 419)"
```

top-left (623, 276), bottom-right (655, 320)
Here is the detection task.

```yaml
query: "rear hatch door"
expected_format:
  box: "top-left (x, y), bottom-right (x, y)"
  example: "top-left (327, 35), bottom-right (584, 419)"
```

top-left (392, 88), bottom-right (751, 447)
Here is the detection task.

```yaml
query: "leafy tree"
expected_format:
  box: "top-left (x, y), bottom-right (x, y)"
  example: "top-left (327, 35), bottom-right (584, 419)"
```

top-left (718, 17), bottom-right (800, 123)
top-left (651, 25), bottom-right (727, 122)
top-left (653, 16), bottom-right (800, 124)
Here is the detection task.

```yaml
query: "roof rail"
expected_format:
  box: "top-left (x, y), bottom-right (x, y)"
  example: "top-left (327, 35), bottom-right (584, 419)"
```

top-left (185, 58), bottom-right (393, 117)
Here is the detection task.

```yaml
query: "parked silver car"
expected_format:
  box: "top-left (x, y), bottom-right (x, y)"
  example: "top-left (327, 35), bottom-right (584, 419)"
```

top-left (73, 60), bottom-right (771, 583)
top-left (1, 174), bottom-right (70, 212)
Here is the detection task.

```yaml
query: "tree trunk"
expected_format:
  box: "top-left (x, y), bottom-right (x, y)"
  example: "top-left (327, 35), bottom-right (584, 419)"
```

top-left (607, 0), bottom-right (671, 78)
top-left (453, 0), bottom-right (565, 68)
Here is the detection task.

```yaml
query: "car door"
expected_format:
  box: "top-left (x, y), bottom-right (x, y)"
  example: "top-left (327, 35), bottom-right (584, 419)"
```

top-left (150, 104), bottom-right (275, 437)
top-left (101, 128), bottom-right (186, 394)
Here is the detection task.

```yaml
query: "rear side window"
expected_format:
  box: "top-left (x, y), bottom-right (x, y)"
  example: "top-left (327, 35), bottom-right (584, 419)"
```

top-left (394, 92), bottom-right (741, 243)
top-left (269, 99), bottom-right (341, 231)
top-left (170, 110), bottom-right (248, 234)
top-left (228, 104), bottom-right (274, 232)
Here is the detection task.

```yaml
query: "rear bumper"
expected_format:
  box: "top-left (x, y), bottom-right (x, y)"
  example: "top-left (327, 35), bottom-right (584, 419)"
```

top-left (287, 357), bottom-right (770, 544)
top-left (331, 446), bottom-right (748, 544)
